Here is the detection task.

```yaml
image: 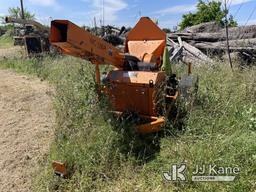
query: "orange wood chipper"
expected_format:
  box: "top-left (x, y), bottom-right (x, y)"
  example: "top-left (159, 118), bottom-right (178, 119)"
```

top-left (50, 17), bottom-right (193, 134)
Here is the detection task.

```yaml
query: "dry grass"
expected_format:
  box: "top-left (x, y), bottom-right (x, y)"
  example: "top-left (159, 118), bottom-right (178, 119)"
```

top-left (0, 34), bottom-right (13, 48)
top-left (0, 55), bottom-right (255, 192)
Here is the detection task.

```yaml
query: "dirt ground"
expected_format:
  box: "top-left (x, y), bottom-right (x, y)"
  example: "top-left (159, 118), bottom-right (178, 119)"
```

top-left (0, 69), bottom-right (55, 192)
top-left (0, 46), bottom-right (24, 58)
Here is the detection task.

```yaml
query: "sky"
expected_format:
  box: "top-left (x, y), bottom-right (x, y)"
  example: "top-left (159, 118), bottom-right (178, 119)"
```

top-left (0, 0), bottom-right (256, 28)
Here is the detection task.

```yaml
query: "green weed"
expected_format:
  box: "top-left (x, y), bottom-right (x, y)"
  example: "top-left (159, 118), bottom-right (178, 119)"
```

top-left (0, 56), bottom-right (255, 192)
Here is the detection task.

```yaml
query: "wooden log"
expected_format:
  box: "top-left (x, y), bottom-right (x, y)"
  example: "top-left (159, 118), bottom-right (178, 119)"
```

top-left (178, 37), bottom-right (183, 47)
top-left (169, 46), bottom-right (183, 62)
top-left (168, 32), bottom-right (256, 42)
top-left (168, 25), bottom-right (256, 42)
top-left (168, 37), bottom-right (212, 64)
top-left (183, 41), bottom-right (212, 62)
top-left (183, 21), bottom-right (221, 33)
top-left (194, 38), bottom-right (256, 51)
top-left (5, 17), bottom-right (49, 32)
top-left (167, 37), bottom-right (179, 48)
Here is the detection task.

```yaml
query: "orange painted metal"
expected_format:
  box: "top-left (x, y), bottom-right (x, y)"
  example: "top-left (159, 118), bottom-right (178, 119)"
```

top-left (125, 17), bottom-right (166, 65)
top-left (126, 17), bottom-right (166, 41)
top-left (136, 116), bottom-right (165, 134)
top-left (107, 70), bottom-right (166, 117)
top-left (52, 161), bottom-right (67, 177)
top-left (50, 20), bottom-right (124, 68)
top-left (127, 40), bottom-right (165, 62)
top-left (49, 17), bottom-right (175, 134)
top-left (142, 53), bottom-right (157, 64)
top-left (110, 111), bottom-right (165, 133)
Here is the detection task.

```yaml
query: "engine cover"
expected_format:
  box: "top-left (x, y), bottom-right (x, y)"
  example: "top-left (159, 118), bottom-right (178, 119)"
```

top-left (105, 70), bottom-right (166, 117)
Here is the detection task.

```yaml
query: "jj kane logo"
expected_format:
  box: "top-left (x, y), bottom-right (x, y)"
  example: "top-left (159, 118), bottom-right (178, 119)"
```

top-left (163, 163), bottom-right (240, 182)
top-left (163, 164), bottom-right (187, 181)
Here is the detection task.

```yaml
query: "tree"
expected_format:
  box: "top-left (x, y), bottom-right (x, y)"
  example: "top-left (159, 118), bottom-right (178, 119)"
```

top-left (228, 15), bottom-right (238, 27)
top-left (179, 0), bottom-right (237, 30)
top-left (0, 7), bottom-right (35, 37)
top-left (8, 7), bottom-right (35, 20)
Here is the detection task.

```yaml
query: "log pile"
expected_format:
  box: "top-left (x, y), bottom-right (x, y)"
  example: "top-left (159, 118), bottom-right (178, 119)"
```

top-left (167, 36), bottom-right (213, 65)
top-left (182, 21), bottom-right (222, 33)
top-left (168, 24), bottom-right (256, 54)
top-left (101, 22), bottom-right (256, 64)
